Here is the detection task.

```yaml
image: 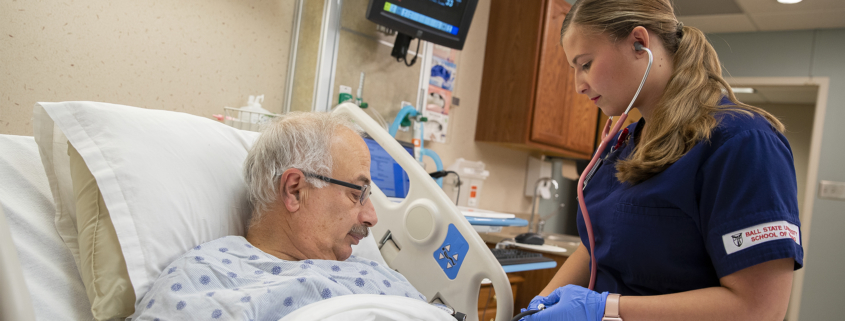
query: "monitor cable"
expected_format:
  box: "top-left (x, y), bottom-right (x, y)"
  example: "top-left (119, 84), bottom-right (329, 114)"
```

top-left (392, 33), bottom-right (420, 67)
top-left (429, 170), bottom-right (460, 205)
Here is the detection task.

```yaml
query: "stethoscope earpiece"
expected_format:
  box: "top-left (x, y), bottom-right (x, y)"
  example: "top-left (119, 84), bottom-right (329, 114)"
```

top-left (634, 42), bottom-right (644, 51)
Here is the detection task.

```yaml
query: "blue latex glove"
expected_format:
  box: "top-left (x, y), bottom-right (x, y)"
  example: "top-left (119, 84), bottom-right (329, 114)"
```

top-left (523, 285), bottom-right (609, 321)
top-left (518, 295), bottom-right (547, 316)
top-left (528, 295), bottom-right (546, 310)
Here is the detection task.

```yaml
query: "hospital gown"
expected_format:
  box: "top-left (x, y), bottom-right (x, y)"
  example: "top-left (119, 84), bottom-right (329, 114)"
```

top-left (132, 236), bottom-right (425, 320)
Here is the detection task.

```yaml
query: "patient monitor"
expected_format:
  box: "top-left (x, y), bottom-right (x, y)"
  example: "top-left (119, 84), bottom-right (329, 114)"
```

top-left (364, 135), bottom-right (414, 199)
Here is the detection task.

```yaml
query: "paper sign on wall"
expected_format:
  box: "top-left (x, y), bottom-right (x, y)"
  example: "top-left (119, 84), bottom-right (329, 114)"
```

top-left (423, 44), bottom-right (459, 143)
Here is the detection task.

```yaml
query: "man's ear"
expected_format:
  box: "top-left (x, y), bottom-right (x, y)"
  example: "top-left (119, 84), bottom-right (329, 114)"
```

top-left (279, 169), bottom-right (306, 213)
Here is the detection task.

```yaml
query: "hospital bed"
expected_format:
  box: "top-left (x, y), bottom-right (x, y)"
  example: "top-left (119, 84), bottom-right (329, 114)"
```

top-left (0, 101), bottom-right (514, 321)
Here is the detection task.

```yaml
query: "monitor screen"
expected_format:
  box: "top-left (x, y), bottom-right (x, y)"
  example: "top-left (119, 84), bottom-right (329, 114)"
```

top-left (364, 136), bottom-right (415, 198)
top-left (366, 0), bottom-right (479, 50)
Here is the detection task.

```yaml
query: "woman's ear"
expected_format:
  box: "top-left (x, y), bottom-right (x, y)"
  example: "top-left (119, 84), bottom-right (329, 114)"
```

top-left (629, 26), bottom-right (650, 54)
top-left (279, 169), bottom-right (306, 213)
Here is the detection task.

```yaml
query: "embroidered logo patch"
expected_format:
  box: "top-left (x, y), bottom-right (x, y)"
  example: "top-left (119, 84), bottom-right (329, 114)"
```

top-left (731, 233), bottom-right (743, 247)
top-left (722, 221), bottom-right (800, 255)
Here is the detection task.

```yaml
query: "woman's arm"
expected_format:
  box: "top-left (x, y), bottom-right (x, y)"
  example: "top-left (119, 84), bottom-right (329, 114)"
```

top-left (619, 258), bottom-right (794, 321)
top-left (539, 243), bottom-right (592, 296)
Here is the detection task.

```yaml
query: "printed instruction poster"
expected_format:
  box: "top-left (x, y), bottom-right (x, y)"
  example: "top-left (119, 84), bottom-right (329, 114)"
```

top-left (423, 44), bottom-right (459, 143)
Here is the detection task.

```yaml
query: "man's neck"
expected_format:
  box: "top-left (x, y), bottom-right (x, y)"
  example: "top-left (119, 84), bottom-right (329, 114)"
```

top-left (245, 212), bottom-right (306, 262)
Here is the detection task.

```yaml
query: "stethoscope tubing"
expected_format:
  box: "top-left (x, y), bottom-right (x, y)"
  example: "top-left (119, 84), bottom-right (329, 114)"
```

top-left (577, 46), bottom-right (653, 290)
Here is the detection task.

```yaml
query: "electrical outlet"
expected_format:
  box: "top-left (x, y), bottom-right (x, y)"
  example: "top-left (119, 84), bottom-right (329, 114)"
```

top-left (819, 181), bottom-right (845, 200)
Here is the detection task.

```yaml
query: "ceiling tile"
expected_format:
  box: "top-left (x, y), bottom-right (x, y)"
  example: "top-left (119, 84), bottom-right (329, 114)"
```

top-left (735, 0), bottom-right (845, 14)
top-left (678, 14), bottom-right (758, 33)
top-left (673, 0), bottom-right (744, 16)
top-left (751, 9), bottom-right (845, 31)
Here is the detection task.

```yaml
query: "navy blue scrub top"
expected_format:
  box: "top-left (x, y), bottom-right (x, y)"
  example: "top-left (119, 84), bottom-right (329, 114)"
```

top-left (577, 105), bottom-right (804, 296)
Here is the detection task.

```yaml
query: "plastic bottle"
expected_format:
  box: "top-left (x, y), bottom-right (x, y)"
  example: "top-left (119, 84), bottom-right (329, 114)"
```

top-left (237, 95), bottom-right (272, 130)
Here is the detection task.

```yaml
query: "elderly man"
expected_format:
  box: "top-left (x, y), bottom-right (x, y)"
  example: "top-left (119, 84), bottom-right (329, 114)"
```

top-left (132, 112), bottom-right (425, 320)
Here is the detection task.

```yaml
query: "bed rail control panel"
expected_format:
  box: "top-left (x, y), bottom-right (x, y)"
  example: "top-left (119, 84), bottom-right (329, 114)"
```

top-left (434, 224), bottom-right (470, 279)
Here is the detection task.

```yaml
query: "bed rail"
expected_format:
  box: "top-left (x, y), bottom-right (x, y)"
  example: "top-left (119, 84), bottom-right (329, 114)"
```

top-left (332, 102), bottom-right (513, 321)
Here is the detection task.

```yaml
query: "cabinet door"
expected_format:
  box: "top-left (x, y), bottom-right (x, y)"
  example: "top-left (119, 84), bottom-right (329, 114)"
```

top-left (530, 0), bottom-right (598, 155)
top-left (476, 0), bottom-right (546, 145)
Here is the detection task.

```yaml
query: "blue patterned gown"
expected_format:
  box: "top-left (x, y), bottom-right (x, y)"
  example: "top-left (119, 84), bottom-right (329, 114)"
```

top-left (131, 236), bottom-right (425, 320)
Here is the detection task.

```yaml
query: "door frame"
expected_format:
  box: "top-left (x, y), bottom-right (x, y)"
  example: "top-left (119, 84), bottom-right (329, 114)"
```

top-left (726, 76), bottom-right (829, 321)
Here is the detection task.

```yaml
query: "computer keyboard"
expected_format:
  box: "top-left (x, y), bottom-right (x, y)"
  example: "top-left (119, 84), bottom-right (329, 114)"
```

top-left (490, 248), bottom-right (555, 266)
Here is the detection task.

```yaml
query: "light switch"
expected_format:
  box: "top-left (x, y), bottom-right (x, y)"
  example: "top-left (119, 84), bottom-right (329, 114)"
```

top-left (819, 180), bottom-right (845, 200)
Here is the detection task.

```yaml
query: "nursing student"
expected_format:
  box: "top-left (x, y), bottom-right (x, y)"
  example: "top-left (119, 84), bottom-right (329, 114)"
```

top-left (520, 0), bottom-right (803, 320)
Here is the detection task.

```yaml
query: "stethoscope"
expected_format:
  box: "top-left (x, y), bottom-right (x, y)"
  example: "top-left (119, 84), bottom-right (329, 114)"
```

top-left (579, 42), bottom-right (653, 291)
top-left (510, 43), bottom-right (653, 321)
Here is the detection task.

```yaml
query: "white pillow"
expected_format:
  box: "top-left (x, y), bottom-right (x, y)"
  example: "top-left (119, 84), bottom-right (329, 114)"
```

top-left (32, 101), bottom-right (388, 308)
top-left (33, 101), bottom-right (259, 305)
top-left (32, 107), bottom-right (80, 264)
top-left (0, 134), bottom-right (93, 320)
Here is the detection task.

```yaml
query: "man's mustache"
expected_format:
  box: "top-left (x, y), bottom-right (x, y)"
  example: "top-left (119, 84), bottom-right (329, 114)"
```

top-left (349, 224), bottom-right (369, 238)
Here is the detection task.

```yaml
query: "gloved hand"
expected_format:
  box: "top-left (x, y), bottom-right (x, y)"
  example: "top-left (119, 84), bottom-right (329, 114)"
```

top-left (522, 285), bottom-right (609, 321)
top-left (528, 295), bottom-right (547, 310)
top-left (518, 295), bottom-right (547, 318)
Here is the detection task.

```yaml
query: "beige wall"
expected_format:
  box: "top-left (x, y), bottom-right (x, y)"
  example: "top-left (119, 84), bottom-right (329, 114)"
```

top-left (289, 0), bottom-right (324, 113)
top-left (757, 103), bottom-right (816, 221)
top-left (1, 0), bottom-right (535, 215)
top-left (333, 0), bottom-right (422, 126)
top-left (0, 0), bottom-right (295, 136)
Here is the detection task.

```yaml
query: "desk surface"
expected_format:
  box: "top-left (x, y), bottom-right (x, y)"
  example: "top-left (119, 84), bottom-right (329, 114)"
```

top-left (477, 232), bottom-right (580, 257)
top-left (501, 261), bottom-right (557, 273)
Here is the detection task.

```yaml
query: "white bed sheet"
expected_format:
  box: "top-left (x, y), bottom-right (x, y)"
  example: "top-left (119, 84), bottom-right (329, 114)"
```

top-left (278, 294), bottom-right (454, 321)
top-left (0, 134), bottom-right (92, 320)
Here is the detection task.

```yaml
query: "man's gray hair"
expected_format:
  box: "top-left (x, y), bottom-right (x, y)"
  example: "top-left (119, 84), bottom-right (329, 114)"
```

top-left (243, 111), bottom-right (363, 224)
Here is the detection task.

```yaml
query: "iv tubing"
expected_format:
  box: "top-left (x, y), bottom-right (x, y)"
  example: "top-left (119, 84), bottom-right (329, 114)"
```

top-left (388, 105), bottom-right (418, 137)
top-left (420, 148), bottom-right (443, 187)
top-left (388, 105), bottom-right (444, 187)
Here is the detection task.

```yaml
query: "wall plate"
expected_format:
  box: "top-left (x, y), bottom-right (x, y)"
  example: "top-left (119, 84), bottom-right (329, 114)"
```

top-left (819, 180), bottom-right (845, 200)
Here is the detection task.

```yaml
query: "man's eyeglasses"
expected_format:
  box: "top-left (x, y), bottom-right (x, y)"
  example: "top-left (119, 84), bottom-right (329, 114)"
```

top-left (303, 172), bottom-right (371, 205)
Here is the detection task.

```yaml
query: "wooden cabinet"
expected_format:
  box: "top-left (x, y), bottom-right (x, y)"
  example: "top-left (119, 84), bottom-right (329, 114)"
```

top-left (477, 275), bottom-right (524, 321)
top-left (476, 0), bottom-right (598, 159)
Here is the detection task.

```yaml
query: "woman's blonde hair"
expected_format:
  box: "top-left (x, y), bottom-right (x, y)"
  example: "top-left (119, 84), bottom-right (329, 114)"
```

top-left (561, 0), bottom-right (784, 184)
